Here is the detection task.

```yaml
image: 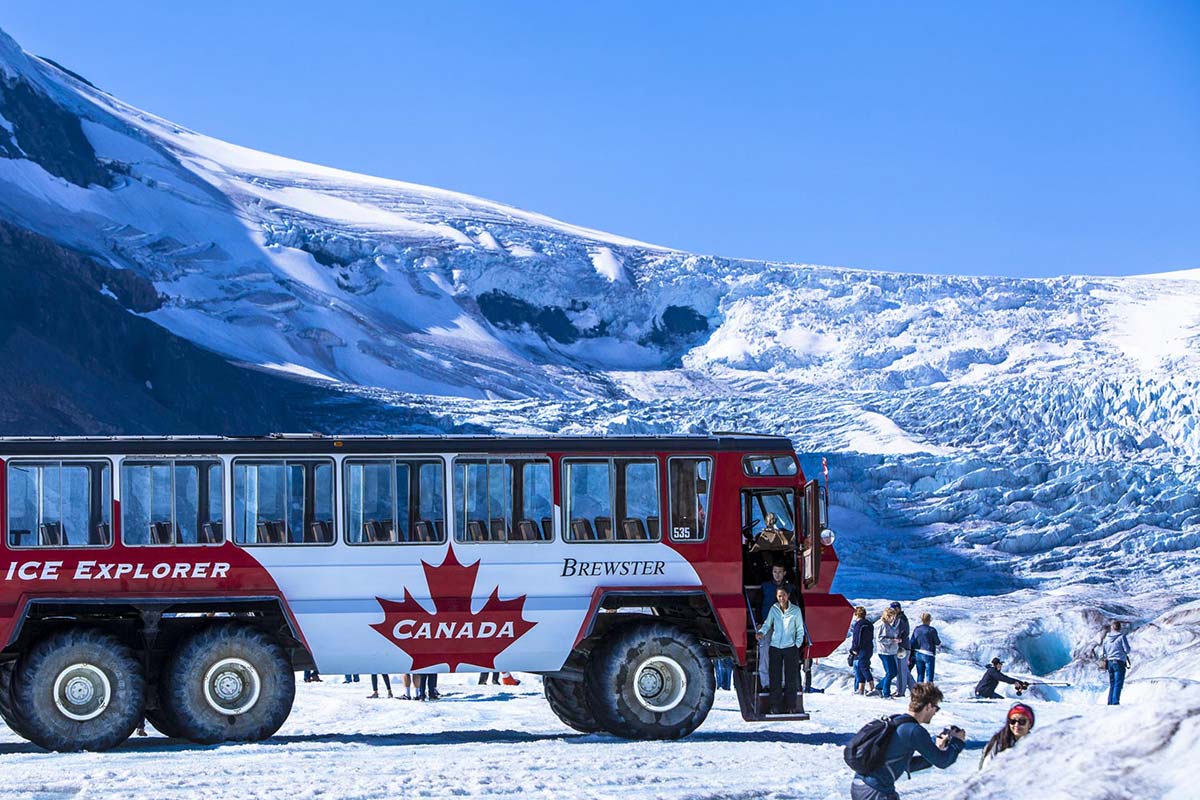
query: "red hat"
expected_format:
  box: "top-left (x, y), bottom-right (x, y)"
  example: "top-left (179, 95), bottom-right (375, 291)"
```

top-left (1008, 703), bottom-right (1035, 728)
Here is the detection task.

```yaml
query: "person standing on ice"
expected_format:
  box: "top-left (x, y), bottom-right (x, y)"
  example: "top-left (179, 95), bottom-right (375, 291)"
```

top-left (758, 562), bottom-right (797, 689)
top-left (849, 606), bottom-right (875, 695)
top-left (848, 682), bottom-right (966, 800)
top-left (974, 658), bottom-right (1027, 699)
top-left (1102, 621), bottom-right (1132, 705)
top-left (909, 613), bottom-right (941, 683)
top-left (890, 602), bottom-right (912, 697)
top-left (756, 585), bottom-right (805, 713)
top-left (979, 702), bottom-right (1035, 769)
top-left (368, 674), bottom-right (393, 699)
top-left (876, 606), bottom-right (903, 698)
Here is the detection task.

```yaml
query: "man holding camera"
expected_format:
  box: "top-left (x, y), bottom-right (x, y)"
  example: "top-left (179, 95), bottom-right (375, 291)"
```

top-left (850, 683), bottom-right (967, 800)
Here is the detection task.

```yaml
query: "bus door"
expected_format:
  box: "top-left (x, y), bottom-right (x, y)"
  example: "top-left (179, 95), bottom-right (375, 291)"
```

top-left (801, 479), bottom-right (823, 588)
top-left (738, 487), bottom-right (807, 718)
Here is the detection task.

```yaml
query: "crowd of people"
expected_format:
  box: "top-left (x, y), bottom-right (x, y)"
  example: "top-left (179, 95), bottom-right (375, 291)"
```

top-left (299, 670), bottom-right (519, 700)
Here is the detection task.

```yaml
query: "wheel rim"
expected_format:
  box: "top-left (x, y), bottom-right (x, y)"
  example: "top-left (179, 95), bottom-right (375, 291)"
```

top-left (633, 656), bottom-right (687, 712)
top-left (203, 658), bottom-right (261, 715)
top-left (53, 663), bottom-right (111, 721)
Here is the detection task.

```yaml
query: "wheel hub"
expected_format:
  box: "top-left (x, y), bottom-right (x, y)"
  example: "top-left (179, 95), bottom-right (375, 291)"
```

top-left (633, 656), bottom-right (687, 713)
top-left (53, 663), bottom-right (111, 721)
top-left (203, 658), bottom-right (261, 715)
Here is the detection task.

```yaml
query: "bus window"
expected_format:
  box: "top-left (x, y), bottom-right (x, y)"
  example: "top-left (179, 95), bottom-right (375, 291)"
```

top-left (346, 459), bottom-right (444, 544)
top-left (233, 459), bottom-right (334, 545)
top-left (121, 459), bottom-right (223, 546)
top-left (454, 457), bottom-right (551, 543)
top-left (6, 460), bottom-right (112, 548)
top-left (741, 489), bottom-right (796, 545)
top-left (668, 457), bottom-right (712, 542)
top-left (564, 458), bottom-right (660, 542)
top-left (742, 454), bottom-right (798, 477)
top-left (522, 462), bottom-right (552, 540)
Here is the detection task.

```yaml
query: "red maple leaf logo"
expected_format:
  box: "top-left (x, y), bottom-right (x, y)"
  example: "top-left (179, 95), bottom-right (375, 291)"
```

top-left (370, 545), bottom-right (536, 671)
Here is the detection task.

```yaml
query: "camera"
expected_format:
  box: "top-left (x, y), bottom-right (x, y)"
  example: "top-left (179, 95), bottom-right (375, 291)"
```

top-left (939, 725), bottom-right (962, 737)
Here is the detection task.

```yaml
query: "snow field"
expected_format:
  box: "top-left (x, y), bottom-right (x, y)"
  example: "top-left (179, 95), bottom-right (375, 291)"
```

top-left (0, 669), bottom-right (1132, 800)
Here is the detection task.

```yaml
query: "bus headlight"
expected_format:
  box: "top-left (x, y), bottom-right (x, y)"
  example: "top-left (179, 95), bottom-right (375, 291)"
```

top-left (820, 528), bottom-right (836, 547)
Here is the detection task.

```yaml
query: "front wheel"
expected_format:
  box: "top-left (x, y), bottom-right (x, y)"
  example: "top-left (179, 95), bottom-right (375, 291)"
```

top-left (585, 622), bottom-right (714, 740)
top-left (11, 628), bottom-right (145, 751)
top-left (162, 624), bottom-right (294, 744)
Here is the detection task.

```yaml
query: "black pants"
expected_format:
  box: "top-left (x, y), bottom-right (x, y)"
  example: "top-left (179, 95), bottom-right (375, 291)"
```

top-left (371, 674), bottom-right (391, 693)
top-left (478, 672), bottom-right (500, 684)
top-left (768, 646), bottom-right (799, 712)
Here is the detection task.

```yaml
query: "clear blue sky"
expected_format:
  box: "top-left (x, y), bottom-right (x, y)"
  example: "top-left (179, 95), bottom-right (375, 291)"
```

top-left (4, 1), bottom-right (1198, 277)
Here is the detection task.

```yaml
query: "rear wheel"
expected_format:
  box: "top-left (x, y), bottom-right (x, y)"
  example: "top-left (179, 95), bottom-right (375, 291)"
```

top-left (544, 674), bottom-right (601, 733)
top-left (162, 624), bottom-right (294, 744)
top-left (10, 628), bottom-right (145, 751)
top-left (585, 622), bottom-right (714, 740)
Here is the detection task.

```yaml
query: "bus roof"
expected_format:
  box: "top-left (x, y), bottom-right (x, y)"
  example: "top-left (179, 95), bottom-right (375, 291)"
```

top-left (0, 433), bottom-right (795, 457)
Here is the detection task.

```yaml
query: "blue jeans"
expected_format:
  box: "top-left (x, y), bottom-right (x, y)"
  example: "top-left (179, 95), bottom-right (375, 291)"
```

top-left (714, 657), bottom-right (733, 691)
top-left (879, 654), bottom-right (899, 697)
top-left (854, 651), bottom-right (874, 690)
top-left (1107, 661), bottom-right (1127, 705)
top-left (914, 653), bottom-right (936, 683)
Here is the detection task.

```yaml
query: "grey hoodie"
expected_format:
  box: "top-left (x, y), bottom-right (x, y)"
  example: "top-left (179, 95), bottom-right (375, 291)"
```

top-left (1102, 630), bottom-right (1132, 664)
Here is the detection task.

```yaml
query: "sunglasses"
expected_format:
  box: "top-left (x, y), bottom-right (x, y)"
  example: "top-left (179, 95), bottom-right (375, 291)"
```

top-left (1008, 717), bottom-right (1030, 727)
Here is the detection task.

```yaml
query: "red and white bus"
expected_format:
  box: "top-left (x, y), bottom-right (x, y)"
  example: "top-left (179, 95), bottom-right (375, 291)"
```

top-left (0, 434), bottom-right (851, 751)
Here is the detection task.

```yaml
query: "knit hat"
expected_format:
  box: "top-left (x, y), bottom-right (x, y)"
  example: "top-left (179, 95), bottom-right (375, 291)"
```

top-left (1008, 702), bottom-right (1035, 727)
top-left (889, 601), bottom-right (902, 610)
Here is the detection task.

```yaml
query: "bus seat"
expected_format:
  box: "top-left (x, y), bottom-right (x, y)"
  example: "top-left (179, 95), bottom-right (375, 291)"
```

top-left (540, 516), bottom-right (553, 540)
top-left (647, 516), bottom-right (660, 538)
top-left (364, 520), bottom-right (387, 543)
top-left (434, 519), bottom-right (445, 539)
top-left (489, 518), bottom-right (509, 542)
top-left (516, 519), bottom-right (540, 541)
top-left (90, 522), bottom-right (111, 546)
top-left (10, 529), bottom-right (33, 547)
top-left (620, 518), bottom-right (649, 540)
top-left (201, 521), bottom-right (223, 544)
top-left (570, 518), bottom-right (595, 541)
top-left (413, 519), bottom-right (436, 542)
top-left (594, 517), bottom-right (613, 540)
top-left (39, 521), bottom-right (64, 546)
top-left (150, 521), bottom-right (174, 545)
top-left (308, 520), bottom-right (333, 543)
top-left (467, 519), bottom-right (488, 542)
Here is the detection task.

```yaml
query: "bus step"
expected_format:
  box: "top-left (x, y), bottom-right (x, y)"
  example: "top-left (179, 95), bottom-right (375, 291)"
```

top-left (762, 712), bottom-right (811, 721)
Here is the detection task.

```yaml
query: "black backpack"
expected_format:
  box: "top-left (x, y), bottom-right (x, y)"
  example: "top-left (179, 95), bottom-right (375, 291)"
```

top-left (843, 714), bottom-right (911, 775)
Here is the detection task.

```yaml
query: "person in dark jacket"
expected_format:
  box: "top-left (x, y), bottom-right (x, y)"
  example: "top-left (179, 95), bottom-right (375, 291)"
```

top-left (909, 613), bottom-right (941, 683)
top-left (890, 602), bottom-right (913, 697)
top-left (1101, 621), bottom-right (1132, 705)
top-left (849, 682), bottom-right (966, 800)
top-left (849, 606), bottom-right (875, 695)
top-left (974, 658), bottom-right (1028, 699)
top-left (758, 563), bottom-right (797, 688)
top-left (980, 702), bottom-right (1035, 770)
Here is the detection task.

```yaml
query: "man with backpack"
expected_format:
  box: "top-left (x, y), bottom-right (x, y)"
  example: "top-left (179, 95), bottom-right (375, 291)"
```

top-left (845, 682), bottom-right (966, 799)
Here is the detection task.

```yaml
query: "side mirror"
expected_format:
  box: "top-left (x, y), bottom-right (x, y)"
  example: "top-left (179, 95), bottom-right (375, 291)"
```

top-left (820, 528), bottom-right (836, 547)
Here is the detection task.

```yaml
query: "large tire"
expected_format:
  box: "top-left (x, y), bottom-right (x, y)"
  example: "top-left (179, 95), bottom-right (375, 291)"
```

top-left (544, 674), bottom-right (602, 733)
top-left (0, 661), bottom-right (36, 741)
top-left (10, 628), bottom-right (145, 751)
top-left (162, 624), bottom-right (294, 744)
top-left (585, 622), bottom-right (715, 740)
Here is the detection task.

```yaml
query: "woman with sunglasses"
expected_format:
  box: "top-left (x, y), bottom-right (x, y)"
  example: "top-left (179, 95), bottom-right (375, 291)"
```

top-left (980, 702), bottom-right (1035, 769)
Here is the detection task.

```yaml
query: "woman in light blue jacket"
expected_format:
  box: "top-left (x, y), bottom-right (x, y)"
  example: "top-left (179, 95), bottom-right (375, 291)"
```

top-left (756, 585), bottom-right (806, 714)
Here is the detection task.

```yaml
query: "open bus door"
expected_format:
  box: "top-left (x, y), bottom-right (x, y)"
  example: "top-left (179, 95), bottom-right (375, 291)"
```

top-left (736, 487), bottom-right (809, 721)
top-left (801, 479), bottom-right (822, 589)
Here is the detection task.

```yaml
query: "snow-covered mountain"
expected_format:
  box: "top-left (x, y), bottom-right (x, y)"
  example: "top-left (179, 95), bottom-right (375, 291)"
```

top-left (1, 21), bottom-right (1199, 717)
